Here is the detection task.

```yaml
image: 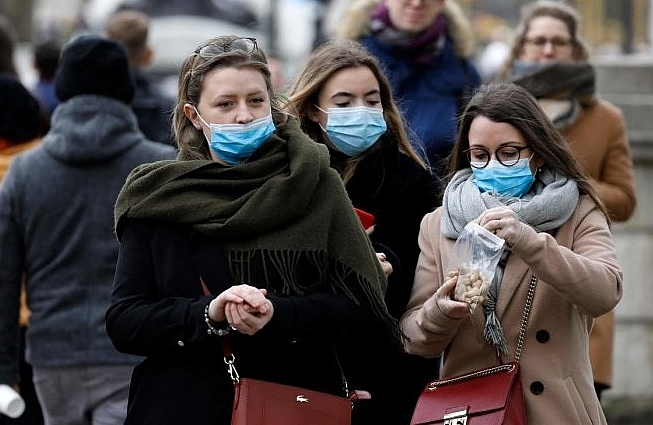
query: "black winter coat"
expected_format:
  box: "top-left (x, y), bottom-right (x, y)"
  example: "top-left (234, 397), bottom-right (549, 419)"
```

top-left (106, 219), bottom-right (381, 425)
top-left (331, 135), bottom-right (442, 425)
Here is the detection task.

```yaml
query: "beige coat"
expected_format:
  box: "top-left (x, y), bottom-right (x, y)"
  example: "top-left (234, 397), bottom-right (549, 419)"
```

top-left (400, 196), bottom-right (623, 424)
top-left (562, 99), bottom-right (636, 388)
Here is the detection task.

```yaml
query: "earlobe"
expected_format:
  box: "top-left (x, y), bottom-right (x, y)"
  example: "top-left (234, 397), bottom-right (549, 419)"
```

top-left (308, 104), bottom-right (321, 123)
top-left (183, 103), bottom-right (202, 130)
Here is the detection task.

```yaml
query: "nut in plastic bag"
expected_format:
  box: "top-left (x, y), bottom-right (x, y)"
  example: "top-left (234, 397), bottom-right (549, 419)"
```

top-left (449, 222), bottom-right (505, 312)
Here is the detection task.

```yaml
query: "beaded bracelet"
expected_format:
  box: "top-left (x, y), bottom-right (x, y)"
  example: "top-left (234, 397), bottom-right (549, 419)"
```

top-left (204, 303), bottom-right (231, 337)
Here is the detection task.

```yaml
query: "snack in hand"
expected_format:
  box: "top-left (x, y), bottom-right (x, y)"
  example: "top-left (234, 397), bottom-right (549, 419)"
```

top-left (450, 263), bottom-right (491, 312)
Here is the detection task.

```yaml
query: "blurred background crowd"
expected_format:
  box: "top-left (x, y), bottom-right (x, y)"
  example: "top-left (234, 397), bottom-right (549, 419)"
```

top-left (4, 0), bottom-right (653, 94)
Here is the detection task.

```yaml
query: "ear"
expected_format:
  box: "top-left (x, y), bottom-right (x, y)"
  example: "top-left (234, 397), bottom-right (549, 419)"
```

top-left (532, 156), bottom-right (545, 173)
top-left (308, 104), bottom-right (321, 123)
top-left (184, 103), bottom-right (202, 130)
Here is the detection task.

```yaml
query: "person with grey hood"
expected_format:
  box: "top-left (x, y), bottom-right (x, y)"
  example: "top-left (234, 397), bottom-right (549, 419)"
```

top-left (0, 35), bottom-right (176, 425)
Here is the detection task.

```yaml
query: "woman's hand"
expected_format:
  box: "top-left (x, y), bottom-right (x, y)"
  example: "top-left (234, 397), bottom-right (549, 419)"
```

top-left (224, 297), bottom-right (274, 335)
top-left (475, 206), bottom-right (524, 247)
top-left (428, 272), bottom-right (469, 320)
top-left (376, 252), bottom-right (393, 278)
top-left (208, 284), bottom-right (273, 335)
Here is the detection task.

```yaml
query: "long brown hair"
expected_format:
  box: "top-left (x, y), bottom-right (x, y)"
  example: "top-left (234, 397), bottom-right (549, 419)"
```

top-left (449, 83), bottom-right (608, 219)
top-left (285, 39), bottom-right (427, 182)
top-left (172, 35), bottom-right (287, 160)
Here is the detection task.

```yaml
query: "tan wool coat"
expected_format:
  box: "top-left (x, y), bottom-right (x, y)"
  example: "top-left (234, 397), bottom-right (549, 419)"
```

top-left (401, 196), bottom-right (623, 424)
top-left (562, 99), bottom-right (635, 387)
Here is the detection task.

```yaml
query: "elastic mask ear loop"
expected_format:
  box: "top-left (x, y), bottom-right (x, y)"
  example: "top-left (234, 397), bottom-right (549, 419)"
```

top-left (193, 106), bottom-right (210, 128)
top-left (313, 105), bottom-right (329, 134)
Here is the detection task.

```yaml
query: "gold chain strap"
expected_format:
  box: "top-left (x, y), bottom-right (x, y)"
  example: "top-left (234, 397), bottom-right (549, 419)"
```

top-left (426, 274), bottom-right (538, 391)
top-left (514, 274), bottom-right (538, 362)
top-left (428, 363), bottom-right (516, 390)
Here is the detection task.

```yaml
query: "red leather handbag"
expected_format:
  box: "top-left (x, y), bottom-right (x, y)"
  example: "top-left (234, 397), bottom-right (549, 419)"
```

top-left (410, 275), bottom-right (538, 425)
top-left (200, 278), bottom-right (370, 425)
top-left (410, 362), bottom-right (525, 425)
top-left (223, 341), bottom-right (369, 425)
top-left (231, 377), bottom-right (360, 425)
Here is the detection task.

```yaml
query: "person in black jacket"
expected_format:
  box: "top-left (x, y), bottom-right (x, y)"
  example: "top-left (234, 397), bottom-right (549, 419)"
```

top-left (105, 35), bottom-right (399, 425)
top-left (105, 9), bottom-right (176, 146)
top-left (286, 39), bottom-right (441, 425)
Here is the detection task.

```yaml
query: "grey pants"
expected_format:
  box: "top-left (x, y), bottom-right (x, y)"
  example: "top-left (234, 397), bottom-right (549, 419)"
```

top-left (32, 364), bottom-right (133, 425)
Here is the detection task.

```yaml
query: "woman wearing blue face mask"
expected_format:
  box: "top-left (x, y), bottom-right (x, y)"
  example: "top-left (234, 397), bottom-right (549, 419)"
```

top-left (400, 83), bottom-right (621, 424)
top-left (105, 35), bottom-right (401, 425)
top-left (287, 40), bottom-right (441, 425)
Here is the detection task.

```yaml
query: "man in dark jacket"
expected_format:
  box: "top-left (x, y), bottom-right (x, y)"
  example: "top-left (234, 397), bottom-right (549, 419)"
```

top-left (105, 9), bottom-right (176, 146)
top-left (0, 35), bottom-right (176, 425)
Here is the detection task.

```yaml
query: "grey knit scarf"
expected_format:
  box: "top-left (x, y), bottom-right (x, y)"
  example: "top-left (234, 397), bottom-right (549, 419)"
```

top-left (441, 167), bottom-right (578, 353)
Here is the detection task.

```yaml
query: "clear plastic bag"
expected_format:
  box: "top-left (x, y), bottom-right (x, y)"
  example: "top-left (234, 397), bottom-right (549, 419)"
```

top-left (448, 222), bottom-right (505, 312)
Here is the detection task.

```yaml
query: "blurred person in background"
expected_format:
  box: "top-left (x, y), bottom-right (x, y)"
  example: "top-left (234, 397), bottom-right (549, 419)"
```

top-left (0, 17), bottom-right (47, 425)
top-left (0, 15), bottom-right (18, 77)
top-left (336, 0), bottom-right (481, 178)
top-left (105, 9), bottom-right (176, 147)
top-left (286, 39), bottom-right (441, 425)
top-left (497, 0), bottom-right (636, 401)
top-left (31, 39), bottom-right (61, 125)
top-left (0, 75), bottom-right (46, 425)
top-left (0, 35), bottom-right (176, 425)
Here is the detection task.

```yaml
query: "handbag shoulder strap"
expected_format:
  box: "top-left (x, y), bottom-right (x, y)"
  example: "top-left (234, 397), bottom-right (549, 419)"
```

top-left (514, 274), bottom-right (538, 362)
top-left (201, 277), bottom-right (355, 398)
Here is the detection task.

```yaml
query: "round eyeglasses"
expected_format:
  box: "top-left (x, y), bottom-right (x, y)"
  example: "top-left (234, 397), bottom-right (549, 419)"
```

top-left (465, 146), bottom-right (531, 169)
top-left (194, 37), bottom-right (258, 60)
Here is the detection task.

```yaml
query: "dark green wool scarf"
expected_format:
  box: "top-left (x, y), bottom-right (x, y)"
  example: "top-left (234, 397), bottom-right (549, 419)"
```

top-left (114, 118), bottom-right (399, 342)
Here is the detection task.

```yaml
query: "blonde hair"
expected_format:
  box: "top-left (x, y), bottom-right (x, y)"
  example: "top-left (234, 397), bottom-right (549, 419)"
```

top-left (172, 35), bottom-right (286, 159)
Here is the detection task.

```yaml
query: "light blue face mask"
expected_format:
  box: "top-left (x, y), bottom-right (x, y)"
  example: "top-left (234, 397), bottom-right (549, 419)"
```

top-left (471, 157), bottom-right (535, 198)
top-left (317, 105), bottom-right (387, 157)
top-left (196, 109), bottom-right (275, 165)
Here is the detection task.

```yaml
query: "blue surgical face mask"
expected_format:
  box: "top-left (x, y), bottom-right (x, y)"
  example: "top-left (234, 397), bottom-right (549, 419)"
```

top-left (195, 109), bottom-right (275, 165)
top-left (316, 105), bottom-right (387, 157)
top-left (471, 157), bottom-right (535, 198)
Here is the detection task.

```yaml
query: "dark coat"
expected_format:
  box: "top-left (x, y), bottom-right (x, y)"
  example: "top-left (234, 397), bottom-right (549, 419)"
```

top-left (106, 218), bottom-right (383, 425)
top-left (0, 95), bottom-right (176, 385)
top-left (360, 36), bottom-right (480, 176)
top-left (332, 135), bottom-right (442, 425)
top-left (131, 69), bottom-right (176, 146)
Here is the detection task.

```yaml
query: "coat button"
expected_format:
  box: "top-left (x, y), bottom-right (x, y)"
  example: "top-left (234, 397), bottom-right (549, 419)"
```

top-left (536, 330), bottom-right (550, 343)
top-left (530, 381), bottom-right (544, 395)
top-left (177, 340), bottom-right (185, 347)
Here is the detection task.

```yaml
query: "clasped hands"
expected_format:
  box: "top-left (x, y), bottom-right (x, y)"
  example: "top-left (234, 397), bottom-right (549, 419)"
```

top-left (207, 284), bottom-right (274, 335)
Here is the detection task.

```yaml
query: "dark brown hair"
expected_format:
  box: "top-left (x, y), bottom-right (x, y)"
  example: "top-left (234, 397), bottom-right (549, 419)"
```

top-left (449, 83), bottom-right (607, 218)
